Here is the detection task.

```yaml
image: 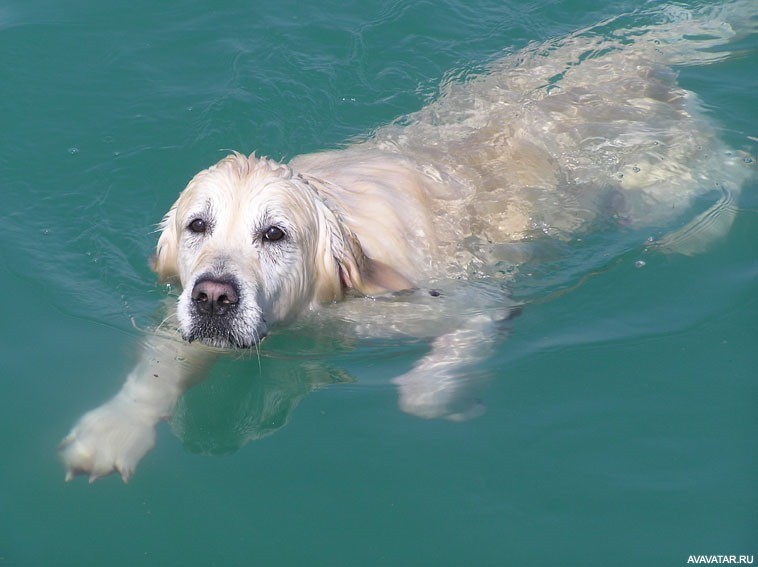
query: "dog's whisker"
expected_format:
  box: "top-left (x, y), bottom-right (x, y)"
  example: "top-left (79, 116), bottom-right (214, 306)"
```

top-left (253, 334), bottom-right (262, 376)
top-left (152, 311), bottom-right (179, 336)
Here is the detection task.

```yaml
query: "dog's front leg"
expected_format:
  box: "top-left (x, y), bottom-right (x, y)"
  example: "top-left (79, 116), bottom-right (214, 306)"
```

top-left (392, 314), bottom-right (501, 421)
top-left (59, 333), bottom-right (217, 482)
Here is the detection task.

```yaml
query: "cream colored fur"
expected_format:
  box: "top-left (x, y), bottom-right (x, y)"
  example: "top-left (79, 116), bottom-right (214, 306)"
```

top-left (60, 3), bottom-right (754, 482)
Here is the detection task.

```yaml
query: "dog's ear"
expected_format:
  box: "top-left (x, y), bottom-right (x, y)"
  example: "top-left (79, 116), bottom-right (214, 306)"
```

top-left (335, 229), bottom-right (414, 296)
top-left (315, 201), bottom-right (413, 299)
top-left (150, 205), bottom-right (180, 283)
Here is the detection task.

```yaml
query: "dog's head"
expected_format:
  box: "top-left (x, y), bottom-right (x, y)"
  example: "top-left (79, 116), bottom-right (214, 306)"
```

top-left (152, 153), bottom-right (410, 348)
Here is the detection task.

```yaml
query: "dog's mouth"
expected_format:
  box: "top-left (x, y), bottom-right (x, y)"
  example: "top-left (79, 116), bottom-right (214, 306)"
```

top-left (184, 330), bottom-right (266, 350)
top-left (182, 322), bottom-right (267, 350)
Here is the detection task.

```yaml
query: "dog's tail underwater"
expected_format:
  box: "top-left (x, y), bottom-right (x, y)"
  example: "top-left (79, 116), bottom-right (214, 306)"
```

top-left (369, 0), bottom-right (756, 257)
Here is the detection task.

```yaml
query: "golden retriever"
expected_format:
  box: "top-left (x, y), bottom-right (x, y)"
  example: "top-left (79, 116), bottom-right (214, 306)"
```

top-left (60, 4), bottom-right (752, 481)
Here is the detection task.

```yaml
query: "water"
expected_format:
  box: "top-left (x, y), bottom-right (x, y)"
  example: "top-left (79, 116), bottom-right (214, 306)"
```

top-left (1, 0), bottom-right (756, 564)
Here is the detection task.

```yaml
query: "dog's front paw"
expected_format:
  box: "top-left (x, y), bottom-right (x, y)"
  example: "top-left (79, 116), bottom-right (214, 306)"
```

top-left (59, 398), bottom-right (157, 483)
top-left (392, 368), bottom-right (485, 422)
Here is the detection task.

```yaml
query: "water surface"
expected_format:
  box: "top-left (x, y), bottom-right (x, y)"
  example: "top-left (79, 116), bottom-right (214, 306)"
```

top-left (1, 0), bottom-right (755, 564)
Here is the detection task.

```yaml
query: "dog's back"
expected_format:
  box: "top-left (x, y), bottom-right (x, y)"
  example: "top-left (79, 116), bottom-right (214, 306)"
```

top-left (295, 2), bottom-right (754, 278)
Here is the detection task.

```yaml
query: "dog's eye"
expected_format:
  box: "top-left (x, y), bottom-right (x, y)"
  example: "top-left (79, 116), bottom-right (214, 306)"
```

top-left (188, 218), bottom-right (208, 234)
top-left (263, 226), bottom-right (285, 242)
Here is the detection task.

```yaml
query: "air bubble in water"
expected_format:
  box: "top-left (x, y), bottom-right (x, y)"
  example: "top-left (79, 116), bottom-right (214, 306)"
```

top-left (635, 260), bottom-right (646, 269)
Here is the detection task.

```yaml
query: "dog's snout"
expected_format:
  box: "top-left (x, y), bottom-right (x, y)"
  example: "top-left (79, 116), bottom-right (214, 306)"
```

top-left (191, 277), bottom-right (239, 316)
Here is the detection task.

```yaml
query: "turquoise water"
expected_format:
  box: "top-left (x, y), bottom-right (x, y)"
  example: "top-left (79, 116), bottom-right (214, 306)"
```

top-left (1, 0), bottom-right (756, 565)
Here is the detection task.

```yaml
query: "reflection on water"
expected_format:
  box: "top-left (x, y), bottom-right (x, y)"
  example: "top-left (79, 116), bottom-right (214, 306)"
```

top-left (171, 355), bottom-right (353, 455)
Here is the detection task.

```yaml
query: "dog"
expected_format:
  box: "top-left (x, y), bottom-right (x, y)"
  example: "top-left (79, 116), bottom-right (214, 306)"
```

top-left (60, 3), bottom-right (753, 482)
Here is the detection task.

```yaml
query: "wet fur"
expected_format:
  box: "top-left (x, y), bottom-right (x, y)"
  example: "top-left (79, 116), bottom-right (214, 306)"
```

top-left (60, 3), bottom-right (754, 482)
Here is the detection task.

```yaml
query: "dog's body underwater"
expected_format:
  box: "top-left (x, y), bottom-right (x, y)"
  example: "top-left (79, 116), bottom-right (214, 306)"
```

top-left (60, 3), bottom-right (754, 482)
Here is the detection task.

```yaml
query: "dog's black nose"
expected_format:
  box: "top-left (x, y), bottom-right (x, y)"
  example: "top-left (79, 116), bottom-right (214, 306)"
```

top-left (191, 278), bottom-right (239, 316)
